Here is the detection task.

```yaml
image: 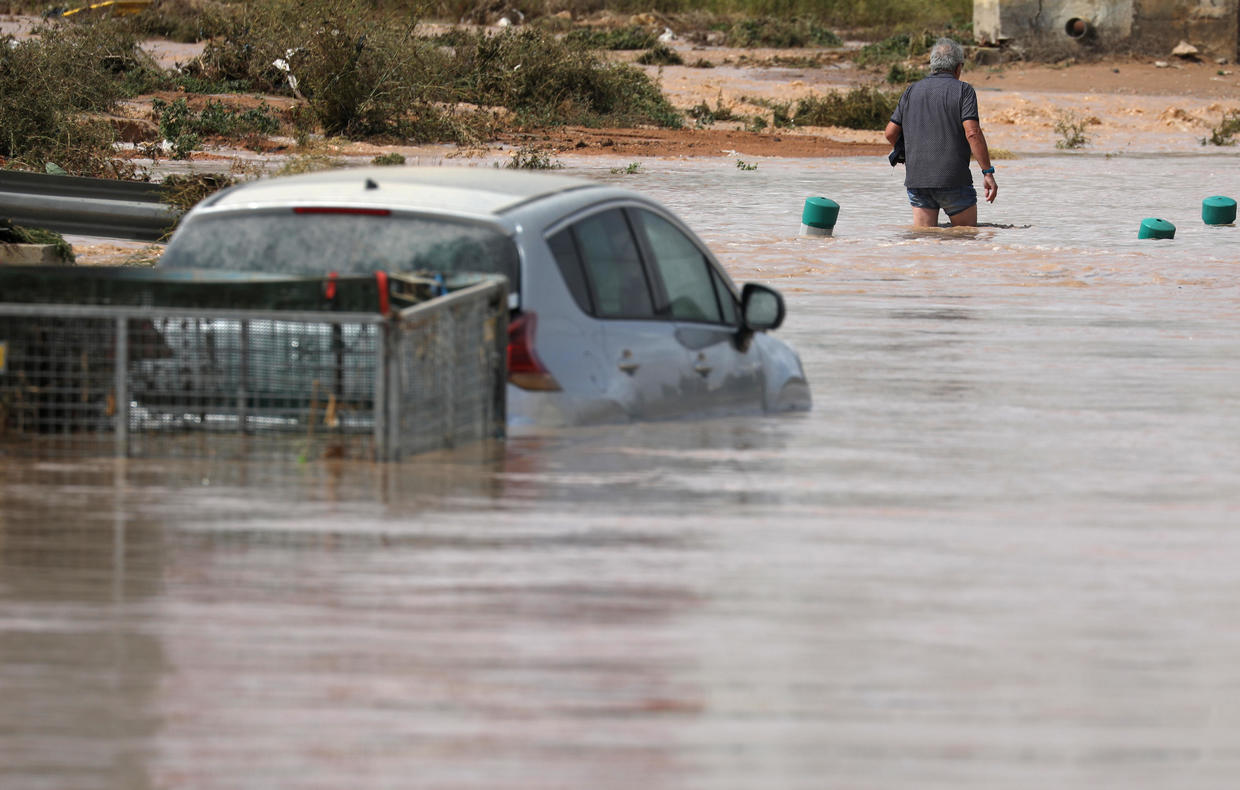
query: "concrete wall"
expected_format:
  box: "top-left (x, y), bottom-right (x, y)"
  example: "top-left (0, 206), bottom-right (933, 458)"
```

top-left (974, 0), bottom-right (1236, 58)
top-left (1131, 0), bottom-right (1238, 56)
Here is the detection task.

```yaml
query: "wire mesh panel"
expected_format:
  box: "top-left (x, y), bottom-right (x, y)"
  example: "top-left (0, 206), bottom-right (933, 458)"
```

top-left (1, 279), bottom-right (506, 461)
top-left (388, 279), bottom-right (507, 459)
top-left (0, 312), bottom-right (119, 456)
top-left (128, 314), bottom-right (383, 460)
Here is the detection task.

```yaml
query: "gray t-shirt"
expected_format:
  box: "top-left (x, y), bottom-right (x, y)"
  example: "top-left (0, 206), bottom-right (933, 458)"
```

top-left (890, 72), bottom-right (979, 188)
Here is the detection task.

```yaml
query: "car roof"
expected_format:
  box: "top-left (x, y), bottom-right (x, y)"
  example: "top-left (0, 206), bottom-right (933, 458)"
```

top-left (202, 166), bottom-right (601, 218)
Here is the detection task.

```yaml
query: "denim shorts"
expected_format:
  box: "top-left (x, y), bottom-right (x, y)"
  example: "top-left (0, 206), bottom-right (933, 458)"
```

top-left (906, 185), bottom-right (977, 216)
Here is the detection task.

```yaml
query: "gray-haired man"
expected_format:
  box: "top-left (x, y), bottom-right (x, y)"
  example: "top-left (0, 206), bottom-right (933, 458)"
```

top-left (884, 38), bottom-right (997, 227)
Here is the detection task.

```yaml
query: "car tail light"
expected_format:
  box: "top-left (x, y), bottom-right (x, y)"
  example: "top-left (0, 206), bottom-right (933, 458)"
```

top-left (507, 313), bottom-right (560, 391)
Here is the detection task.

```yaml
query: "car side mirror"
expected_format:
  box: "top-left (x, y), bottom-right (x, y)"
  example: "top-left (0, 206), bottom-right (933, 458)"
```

top-left (741, 283), bottom-right (785, 332)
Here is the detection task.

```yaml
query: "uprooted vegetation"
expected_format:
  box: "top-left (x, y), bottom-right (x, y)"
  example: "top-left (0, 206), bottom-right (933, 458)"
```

top-left (504, 145), bottom-right (564, 170)
top-left (717, 17), bottom-right (841, 48)
top-left (1, 1), bottom-right (681, 175)
top-left (153, 97), bottom-right (282, 158)
top-left (160, 171), bottom-right (240, 213)
top-left (182, 0), bottom-right (682, 136)
top-left (793, 86), bottom-right (900, 131)
top-left (728, 86), bottom-right (898, 132)
top-left (0, 0), bottom-right (979, 178)
top-left (0, 21), bottom-right (152, 176)
top-left (562, 25), bottom-right (659, 50)
top-left (1053, 112), bottom-right (1091, 149)
top-left (635, 43), bottom-right (684, 65)
top-left (446, 27), bottom-right (683, 128)
top-left (0, 219), bottom-right (76, 263)
top-left (1202, 110), bottom-right (1240, 146)
top-left (853, 30), bottom-right (941, 67)
top-left (5, 0), bottom-right (970, 36)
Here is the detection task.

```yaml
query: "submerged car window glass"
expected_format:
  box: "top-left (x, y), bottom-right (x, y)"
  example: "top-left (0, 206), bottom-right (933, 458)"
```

top-left (546, 229), bottom-right (593, 315)
top-left (711, 268), bottom-right (739, 326)
top-left (571, 209), bottom-right (655, 319)
top-left (161, 212), bottom-right (520, 285)
top-left (633, 210), bottom-right (722, 324)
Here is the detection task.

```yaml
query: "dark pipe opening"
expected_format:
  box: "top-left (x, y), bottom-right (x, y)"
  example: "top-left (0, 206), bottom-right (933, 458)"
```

top-left (1065, 17), bottom-right (1095, 39)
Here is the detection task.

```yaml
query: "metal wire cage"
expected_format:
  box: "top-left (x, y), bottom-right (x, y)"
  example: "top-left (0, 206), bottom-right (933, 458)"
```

top-left (0, 278), bottom-right (507, 461)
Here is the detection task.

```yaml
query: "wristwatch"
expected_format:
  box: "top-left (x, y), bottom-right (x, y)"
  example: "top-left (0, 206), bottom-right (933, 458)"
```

top-left (981, 166), bottom-right (995, 175)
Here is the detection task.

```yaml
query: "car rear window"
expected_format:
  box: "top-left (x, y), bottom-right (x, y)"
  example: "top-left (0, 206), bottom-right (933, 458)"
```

top-left (161, 211), bottom-right (520, 288)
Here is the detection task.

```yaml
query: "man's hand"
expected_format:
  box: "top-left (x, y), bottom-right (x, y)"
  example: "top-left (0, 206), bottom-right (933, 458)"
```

top-left (983, 173), bottom-right (997, 203)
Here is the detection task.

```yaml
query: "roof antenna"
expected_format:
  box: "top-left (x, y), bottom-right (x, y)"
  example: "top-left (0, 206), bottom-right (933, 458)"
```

top-left (365, 178), bottom-right (379, 190)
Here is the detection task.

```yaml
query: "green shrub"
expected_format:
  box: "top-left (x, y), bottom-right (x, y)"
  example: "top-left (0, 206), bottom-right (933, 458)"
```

top-left (609, 0), bottom-right (968, 31)
top-left (724, 18), bottom-right (841, 48)
top-left (1054, 113), bottom-right (1089, 149)
top-left (173, 74), bottom-right (255, 95)
top-left (298, 13), bottom-right (431, 137)
top-left (131, 0), bottom-right (238, 43)
top-left (451, 29), bottom-right (682, 128)
top-left (793, 86), bottom-right (899, 130)
top-left (688, 98), bottom-right (736, 126)
top-left (505, 146), bottom-right (562, 169)
top-left (372, 152), bottom-right (407, 165)
top-left (152, 98), bottom-right (201, 158)
top-left (419, 0), bottom-right (966, 29)
top-left (186, 0), bottom-right (469, 138)
top-left (188, 3), bottom-right (682, 138)
top-left (277, 153), bottom-right (346, 176)
top-left (1202, 110), bottom-right (1240, 146)
top-left (771, 101), bottom-right (794, 128)
top-left (0, 21), bottom-right (150, 175)
top-left (202, 102), bottom-right (281, 137)
top-left (886, 63), bottom-right (926, 83)
top-left (636, 43), bottom-right (683, 65)
top-left (562, 26), bottom-right (658, 50)
top-left (853, 31), bottom-right (938, 67)
top-left (152, 97), bottom-right (281, 157)
top-left (744, 95), bottom-right (795, 127)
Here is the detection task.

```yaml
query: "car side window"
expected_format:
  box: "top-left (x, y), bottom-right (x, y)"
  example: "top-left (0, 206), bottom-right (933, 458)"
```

top-left (546, 228), bottom-right (593, 315)
top-left (633, 209), bottom-right (723, 324)
top-left (711, 268), bottom-right (739, 326)
top-left (570, 209), bottom-right (656, 319)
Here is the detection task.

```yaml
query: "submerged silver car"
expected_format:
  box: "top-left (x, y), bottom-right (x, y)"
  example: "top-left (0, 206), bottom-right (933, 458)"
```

top-left (159, 166), bottom-right (811, 426)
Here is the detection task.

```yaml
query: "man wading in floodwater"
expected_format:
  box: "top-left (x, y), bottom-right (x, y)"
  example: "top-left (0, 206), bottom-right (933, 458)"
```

top-left (884, 37), bottom-right (998, 227)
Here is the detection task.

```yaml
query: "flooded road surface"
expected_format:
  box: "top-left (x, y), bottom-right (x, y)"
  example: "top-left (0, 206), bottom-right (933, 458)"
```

top-left (4, 155), bottom-right (1240, 789)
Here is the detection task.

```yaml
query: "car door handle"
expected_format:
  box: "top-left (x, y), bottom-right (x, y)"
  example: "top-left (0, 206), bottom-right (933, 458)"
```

top-left (693, 353), bottom-right (712, 377)
top-left (618, 350), bottom-right (639, 375)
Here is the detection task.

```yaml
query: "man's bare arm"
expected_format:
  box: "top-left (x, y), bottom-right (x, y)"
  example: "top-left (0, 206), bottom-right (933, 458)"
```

top-left (884, 121), bottom-right (902, 147)
top-left (963, 120), bottom-right (991, 169)
top-left (963, 119), bottom-right (998, 203)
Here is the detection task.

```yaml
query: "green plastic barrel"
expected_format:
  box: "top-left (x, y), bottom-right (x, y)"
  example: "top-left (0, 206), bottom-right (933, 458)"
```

top-left (1138, 218), bottom-right (1175, 240)
top-left (801, 197), bottom-right (839, 237)
top-left (1202, 196), bottom-right (1237, 225)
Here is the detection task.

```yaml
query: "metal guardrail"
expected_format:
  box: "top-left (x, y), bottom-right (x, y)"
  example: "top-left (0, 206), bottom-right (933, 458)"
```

top-left (0, 278), bottom-right (508, 461)
top-left (0, 170), bottom-right (180, 242)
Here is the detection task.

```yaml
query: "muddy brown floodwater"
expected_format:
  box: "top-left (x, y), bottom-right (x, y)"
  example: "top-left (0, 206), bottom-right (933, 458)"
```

top-left (5, 129), bottom-right (1240, 788)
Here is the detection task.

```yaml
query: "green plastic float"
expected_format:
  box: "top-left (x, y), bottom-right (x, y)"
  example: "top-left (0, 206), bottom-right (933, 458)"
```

top-left (1138, 218), bottom-right (1175, 240)
top-left (800, 197), bottom-right (839, 237)
top-left (1202, 196), bottom-right (1237, 226)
